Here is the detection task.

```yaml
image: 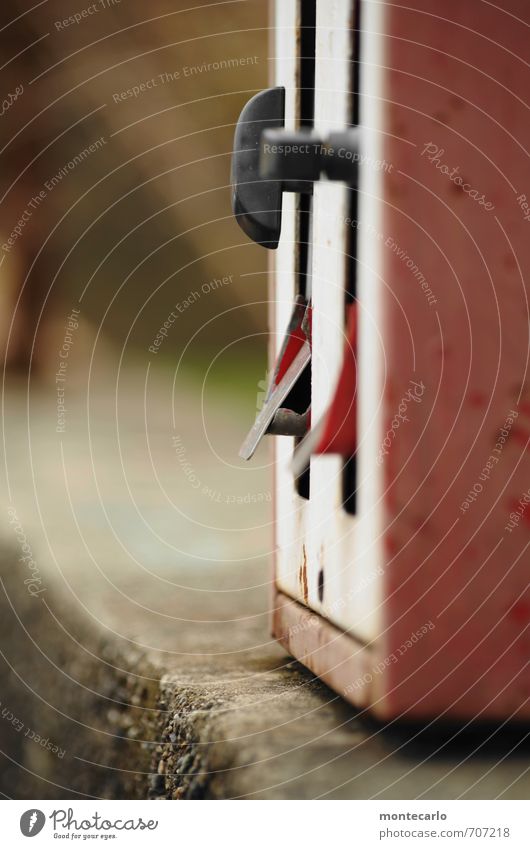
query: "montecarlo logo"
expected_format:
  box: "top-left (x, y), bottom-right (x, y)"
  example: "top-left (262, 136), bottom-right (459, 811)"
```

top-left (20, 810), bottom-right (46, 836)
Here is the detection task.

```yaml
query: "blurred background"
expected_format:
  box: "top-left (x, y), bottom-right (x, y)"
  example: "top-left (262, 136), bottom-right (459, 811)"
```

top-left (1, 0), bottom-right (269, 371)
top-left (0, 0), bottom-right (273, 565)
top-left (0, 0), bottom-right (276, 796)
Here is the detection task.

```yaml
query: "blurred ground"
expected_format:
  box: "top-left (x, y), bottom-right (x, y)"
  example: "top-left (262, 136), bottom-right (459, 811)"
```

top-left (1, 362), bottom-right (529, 800)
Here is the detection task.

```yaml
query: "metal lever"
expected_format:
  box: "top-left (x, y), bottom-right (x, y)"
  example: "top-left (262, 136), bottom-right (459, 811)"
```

top-left (239, 341), bottom-right (311, 460)
top-left (260, 128), bottom-right (361, 187)
top-left (239, 301), bottom-right (312, 460)
top-left (292, 302), bottom-right (358, 477)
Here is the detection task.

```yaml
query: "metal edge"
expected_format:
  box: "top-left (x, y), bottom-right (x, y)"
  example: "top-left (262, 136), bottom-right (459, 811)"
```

top-left (272, 590), bottom-right (377, 712)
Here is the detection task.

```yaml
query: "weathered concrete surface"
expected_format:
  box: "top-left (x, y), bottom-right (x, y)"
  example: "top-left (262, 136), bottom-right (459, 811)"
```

top-left (1, 364), bottom-right (529, 799)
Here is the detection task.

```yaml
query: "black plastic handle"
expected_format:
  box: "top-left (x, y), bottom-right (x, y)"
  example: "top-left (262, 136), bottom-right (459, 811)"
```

top-left (231, 88), bottom-right (361, 249)
top-left (231, 86), bottom-right (285, 249)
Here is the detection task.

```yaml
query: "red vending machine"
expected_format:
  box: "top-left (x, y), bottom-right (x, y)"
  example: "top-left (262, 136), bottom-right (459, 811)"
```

top-left (232, 0), bottom-right (530, 721)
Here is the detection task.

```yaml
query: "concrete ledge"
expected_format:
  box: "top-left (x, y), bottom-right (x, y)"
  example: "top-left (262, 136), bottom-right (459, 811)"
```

top-left (0, 547), bottom-right (159, 798)
top-left (3, 545), bottom-right (530, 800)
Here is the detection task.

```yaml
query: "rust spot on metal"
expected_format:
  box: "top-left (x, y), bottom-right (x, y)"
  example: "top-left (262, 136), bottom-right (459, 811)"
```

top-left (299, 545), bottom-right (309, 604)
top-left (508, 499), bottom-right (530, 527)
top-left (508, 600), bottom-right (530, 626)
top-left (410, 515), bottom-right (428, 533)
top-left (468, 391), bottom-right (487, 408)
top-left (509, 427), bottom-right (530, 448)
top-left (519, 402), bottom-right (530, 417)
top-left (451, 178), bottom-right (468, 195)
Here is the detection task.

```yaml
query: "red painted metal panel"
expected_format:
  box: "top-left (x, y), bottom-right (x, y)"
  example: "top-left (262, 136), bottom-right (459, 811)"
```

top-left (376, 0), bottom-right (530, 720)
top-left (272, 0), bottom-right (530, 721)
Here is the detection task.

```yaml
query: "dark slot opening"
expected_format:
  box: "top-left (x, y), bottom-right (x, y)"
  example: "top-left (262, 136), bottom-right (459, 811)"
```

top-left (342, 185), bottom-right (358, 514)
top-left (317, 567), bottom-right (325, 602)
top-left (298, 0), bottom-right (317, 129)
top-left (350, 0), bottom-right (362, 128)
top-left (293, 0), bottom-right (316, 500)
top-left (342, 0), bottom-right (362, 515)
